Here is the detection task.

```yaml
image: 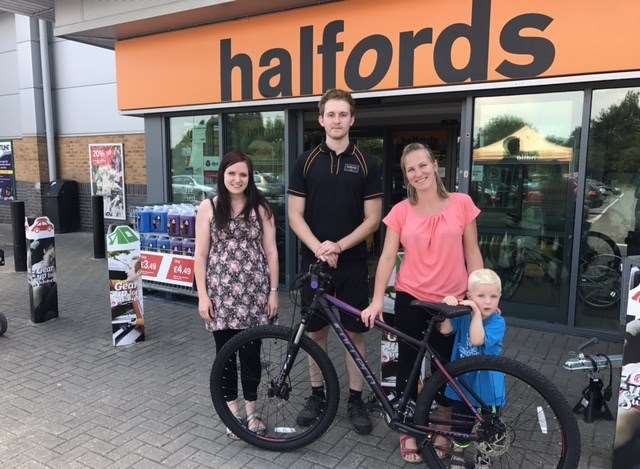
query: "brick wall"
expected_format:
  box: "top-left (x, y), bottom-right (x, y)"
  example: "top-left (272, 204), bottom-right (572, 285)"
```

top-left (0, 134), bottom-right (148, 228)
top-left (57, 134), bottom-right (146, 184)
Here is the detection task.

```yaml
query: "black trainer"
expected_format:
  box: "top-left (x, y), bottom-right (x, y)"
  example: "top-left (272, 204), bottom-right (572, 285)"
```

top-left (296, 394), bottom-right (327, 426)
top-left (348, 399), bottom-right (372, 434)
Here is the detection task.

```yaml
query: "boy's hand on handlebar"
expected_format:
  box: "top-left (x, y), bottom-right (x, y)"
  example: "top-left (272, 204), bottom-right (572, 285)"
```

top-left (443, 295), bottom-right (459, 306)
top-left (361, 300), bottom-right (384, 329)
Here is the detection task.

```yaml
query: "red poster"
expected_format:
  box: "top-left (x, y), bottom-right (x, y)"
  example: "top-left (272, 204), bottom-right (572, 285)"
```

top-left (166, 257), bottom-right (195, 283)
top-left (140, 253), bottom-right (163, 278)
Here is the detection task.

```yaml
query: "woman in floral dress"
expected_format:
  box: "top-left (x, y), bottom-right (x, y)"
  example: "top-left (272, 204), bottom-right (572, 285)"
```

top-left (194, 151), bottom-right (279, 438)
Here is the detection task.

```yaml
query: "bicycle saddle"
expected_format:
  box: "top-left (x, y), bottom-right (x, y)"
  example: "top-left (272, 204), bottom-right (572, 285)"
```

top-left (410, 300), bottom-right (471, 319)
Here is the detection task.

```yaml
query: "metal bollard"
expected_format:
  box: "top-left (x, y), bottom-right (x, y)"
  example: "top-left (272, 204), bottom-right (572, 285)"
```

top-left (92, 195), bottom-right (105, 259)
top-left (10, 200), bottom-right (27, 271)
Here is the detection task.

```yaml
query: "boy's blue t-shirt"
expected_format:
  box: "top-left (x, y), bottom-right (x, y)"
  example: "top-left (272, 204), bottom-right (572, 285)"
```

top-left (444, 313), bottom-right (506, 407)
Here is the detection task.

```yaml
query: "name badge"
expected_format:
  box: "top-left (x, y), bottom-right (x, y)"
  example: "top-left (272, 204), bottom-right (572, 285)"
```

top-left (343, 163), bottom-right (360, 174)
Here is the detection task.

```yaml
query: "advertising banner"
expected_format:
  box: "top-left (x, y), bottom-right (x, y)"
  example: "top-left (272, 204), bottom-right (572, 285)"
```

top-left (140, 251), bottom-right (195, 287)
top-left (107, 225), bottom-right (144, 346)
top-left (89, 143), bottom-right (126, 220)
top-left (614, 256), bottom-right (640, 467)
top-left (26, 217), bottom-right (58, 323)
top-left (0, 141), bottom-right (16, 200)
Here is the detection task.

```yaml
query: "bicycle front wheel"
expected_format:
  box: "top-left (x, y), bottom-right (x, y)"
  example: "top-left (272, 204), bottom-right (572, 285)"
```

top-left (415, 355), bottom-right (580, 469)
top-left (209, 325), bottom-right (339, 451)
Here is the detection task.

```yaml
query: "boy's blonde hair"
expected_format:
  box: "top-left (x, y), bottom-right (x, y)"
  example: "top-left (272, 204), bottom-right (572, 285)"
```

top-left (468, 269), bottom-right (502, 292)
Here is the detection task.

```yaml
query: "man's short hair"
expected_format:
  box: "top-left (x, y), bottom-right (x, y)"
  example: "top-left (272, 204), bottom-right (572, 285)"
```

top-left (468, 269), bottom-right (502, 292)
top-left (318, 89), bottom-right (355, 116)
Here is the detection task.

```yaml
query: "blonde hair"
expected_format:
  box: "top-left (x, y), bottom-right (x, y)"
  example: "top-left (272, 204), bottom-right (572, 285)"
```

top-left (468, 269), bottom-right (502, 292)
top-left (399, 142), bottom-right (448, 204)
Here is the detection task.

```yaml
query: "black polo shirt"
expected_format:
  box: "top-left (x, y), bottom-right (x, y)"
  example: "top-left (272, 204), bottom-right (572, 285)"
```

top-left (288, 141), bottom-right (383, 260)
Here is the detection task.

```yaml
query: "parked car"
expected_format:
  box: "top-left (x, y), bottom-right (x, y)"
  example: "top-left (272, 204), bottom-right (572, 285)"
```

top-left (254, 172), bottom-right (284, 198)
top-left (171, 175), bottom-right (216, 202)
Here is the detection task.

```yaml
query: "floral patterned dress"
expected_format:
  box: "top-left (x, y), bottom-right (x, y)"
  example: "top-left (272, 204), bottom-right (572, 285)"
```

top-left (206, 209), bottom-right (270, 331)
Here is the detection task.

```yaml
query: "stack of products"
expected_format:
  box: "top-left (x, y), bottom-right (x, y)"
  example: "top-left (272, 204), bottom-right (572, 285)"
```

top-left (135, 204), bottom-right (197, 256)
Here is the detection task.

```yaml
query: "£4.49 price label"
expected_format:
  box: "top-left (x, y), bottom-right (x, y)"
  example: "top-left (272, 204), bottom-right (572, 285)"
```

top-left (167, 257), bottom-right (195, 284)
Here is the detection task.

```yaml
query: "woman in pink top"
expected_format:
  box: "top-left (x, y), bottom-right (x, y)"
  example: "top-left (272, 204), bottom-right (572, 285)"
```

top-left (362, 142), bottom-right (483, 463)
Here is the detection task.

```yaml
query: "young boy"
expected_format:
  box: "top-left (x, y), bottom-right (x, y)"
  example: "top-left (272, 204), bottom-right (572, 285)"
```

top-left (441, 268), bottom-right (506, 469)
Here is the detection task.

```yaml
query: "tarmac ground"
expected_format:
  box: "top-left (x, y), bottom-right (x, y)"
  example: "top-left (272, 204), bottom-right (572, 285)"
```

top-left (0, 225), bottom-right (622, 468)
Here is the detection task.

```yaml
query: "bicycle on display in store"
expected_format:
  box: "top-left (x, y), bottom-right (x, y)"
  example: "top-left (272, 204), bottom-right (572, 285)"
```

top-left (210, 261), bottom-right (581, 468)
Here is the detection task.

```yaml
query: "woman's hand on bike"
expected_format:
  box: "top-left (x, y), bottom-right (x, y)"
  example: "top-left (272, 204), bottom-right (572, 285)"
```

top-left (198, 295), bottom-right (214, 322)
top-left (267, 290), bottom-right (279, 319)
top-left (361, 300), bottom-right (384, 329)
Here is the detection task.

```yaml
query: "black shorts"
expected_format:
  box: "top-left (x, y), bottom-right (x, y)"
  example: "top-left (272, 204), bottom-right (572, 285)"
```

top-left (301, 255), bottom-right (369, 334)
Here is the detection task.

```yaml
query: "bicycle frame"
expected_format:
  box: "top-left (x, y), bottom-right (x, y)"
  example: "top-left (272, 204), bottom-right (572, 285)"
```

top-left (277, 280), bottom-right (487, 441)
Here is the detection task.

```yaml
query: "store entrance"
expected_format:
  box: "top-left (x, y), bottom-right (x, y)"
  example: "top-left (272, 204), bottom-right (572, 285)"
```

top-left (301, 100), bottom-right (462, 260)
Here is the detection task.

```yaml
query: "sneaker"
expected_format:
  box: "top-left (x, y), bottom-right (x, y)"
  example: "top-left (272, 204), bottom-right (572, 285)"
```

top-left (296, 394), bottom-right (326, 426)
top-left (475, 453), bottom-right (491, 469)
top-left (348, 399), bottom-right (372, 435)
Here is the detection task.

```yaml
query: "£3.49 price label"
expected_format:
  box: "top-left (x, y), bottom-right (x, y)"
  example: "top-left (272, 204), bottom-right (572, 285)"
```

top-left (140, 253), bottom-right (163, 278)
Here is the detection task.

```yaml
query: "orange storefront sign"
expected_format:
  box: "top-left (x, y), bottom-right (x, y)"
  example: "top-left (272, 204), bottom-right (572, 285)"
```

top-left (115, 0), bottom-right (640, 111)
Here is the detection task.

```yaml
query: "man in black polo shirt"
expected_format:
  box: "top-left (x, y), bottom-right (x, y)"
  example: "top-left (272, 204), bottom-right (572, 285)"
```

top-left (288, 89), bottom-right (383, 434)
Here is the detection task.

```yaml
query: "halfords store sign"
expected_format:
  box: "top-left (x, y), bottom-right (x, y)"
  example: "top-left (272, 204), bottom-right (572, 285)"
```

top-left (115, 0), bottom-right (640, 111)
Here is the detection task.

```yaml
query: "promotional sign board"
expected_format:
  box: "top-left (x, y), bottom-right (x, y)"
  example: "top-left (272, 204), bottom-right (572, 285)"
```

top-left (0, 141), bottom-right (16, 200)
top-left (26, 217), bottom-right (58, 323)
top-left (107, 225), bottom-right (144, 346)
top-left (89, 143), bottom-right (127, 220)
top-left (613, 256), bottom-right (640, 467)
top-left (140, 251), bottom-right (195, 287)
top-left (116, 0), bottom-right (640, 111)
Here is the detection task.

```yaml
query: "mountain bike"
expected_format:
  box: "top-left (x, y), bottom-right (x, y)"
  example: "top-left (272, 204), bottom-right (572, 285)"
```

top-left (210, 261), bottom-right (580, 468)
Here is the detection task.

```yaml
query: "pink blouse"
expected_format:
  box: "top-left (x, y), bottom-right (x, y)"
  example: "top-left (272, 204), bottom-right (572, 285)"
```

top-left (383, 193), bottom-right (480, 302)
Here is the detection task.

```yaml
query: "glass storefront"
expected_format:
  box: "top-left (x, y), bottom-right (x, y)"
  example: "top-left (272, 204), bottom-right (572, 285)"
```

top-left (576, 87), bottom-right (640, 331)
top-left (163, 85), bottom-right (639, 334)
top-left (471, 92), bottom-right (584, 324)
top-left (169, 115), bottom-right (220, 204)
top-left (225, 111), bottom-right (286, 283)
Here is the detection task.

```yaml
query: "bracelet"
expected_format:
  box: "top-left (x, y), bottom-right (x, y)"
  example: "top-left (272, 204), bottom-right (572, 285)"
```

top-left (336, 241), bottom-right (343, 253)
top-left (270, 287), bottom-right (278, 292)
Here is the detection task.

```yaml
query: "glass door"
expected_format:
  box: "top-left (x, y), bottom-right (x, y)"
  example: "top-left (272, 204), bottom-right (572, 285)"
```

top-left (575, 87), bottom-right (640, 331)
top-left (470, 92), bottom-right (584, 325)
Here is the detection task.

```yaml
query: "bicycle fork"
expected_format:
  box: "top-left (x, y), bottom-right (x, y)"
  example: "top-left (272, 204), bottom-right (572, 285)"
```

top-left (268, 321), bottom-right (308, 399)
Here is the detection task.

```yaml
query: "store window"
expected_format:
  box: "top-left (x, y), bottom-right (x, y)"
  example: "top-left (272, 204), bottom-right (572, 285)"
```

top-left (575, 88), bottom-right (640, 331)
top-left (471, 92), bottom-right (584, 324)
top-left (224, 111), bottom-right (286, 283)
top-left (169, 115), bottom-right (220, 204)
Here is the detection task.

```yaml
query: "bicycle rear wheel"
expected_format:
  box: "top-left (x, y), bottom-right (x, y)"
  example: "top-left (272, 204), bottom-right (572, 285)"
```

top-left (415, 355), bottom-right (580, 469)
top-left (210, 325), bottom-right (339, 451)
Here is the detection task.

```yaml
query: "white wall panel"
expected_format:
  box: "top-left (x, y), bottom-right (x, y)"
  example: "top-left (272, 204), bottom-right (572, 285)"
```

top-left (0, 51), bottom-right (18, 95)
top-left (52, 39), bottom-right (116, 89)
top-left (54, 83), bottom-right (144, 136)
top-left (0, 94), bottom-right (20, 138)
top-left (0, 13), bottom-right (16, 53)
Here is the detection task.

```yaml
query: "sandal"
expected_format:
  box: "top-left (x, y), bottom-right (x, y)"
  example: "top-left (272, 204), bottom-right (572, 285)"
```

top-left (449, 449), bottom-right (466, 469)
top-left (225, 402), bottom-right (242, 440)
top-left (247, 412), bottom-right (266, 435)
top-left (399, 434), bottom-right (423, 464)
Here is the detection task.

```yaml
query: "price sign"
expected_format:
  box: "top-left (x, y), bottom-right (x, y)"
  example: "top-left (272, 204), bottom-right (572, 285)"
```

top-left (140, 253), bottom-right (163, 278)
top-left (167, 257), bottom-right (195, 283)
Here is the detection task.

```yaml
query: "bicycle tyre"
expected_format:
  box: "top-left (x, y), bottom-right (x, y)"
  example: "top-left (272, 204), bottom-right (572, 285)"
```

top-left (415, 355), bottom-right (580, 469)
top-left (210, 325), bottom-right (340, 451)
top-left (584, 231), bottom-right (621, 261)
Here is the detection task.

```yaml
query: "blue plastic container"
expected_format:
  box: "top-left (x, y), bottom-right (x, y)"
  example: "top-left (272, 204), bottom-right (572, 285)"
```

top-left (182, 238), bottom-right (195, 256)
top-left (137, 206), bottom-right (153, 233)
top-left (151, 206), bottom-right (168, 233)
top-left (170, 237), bottom-right (183, 255)
top-left (143, 234), bottom-right (158, 251)
top-left (157, 235), bottom-right (171, 252)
